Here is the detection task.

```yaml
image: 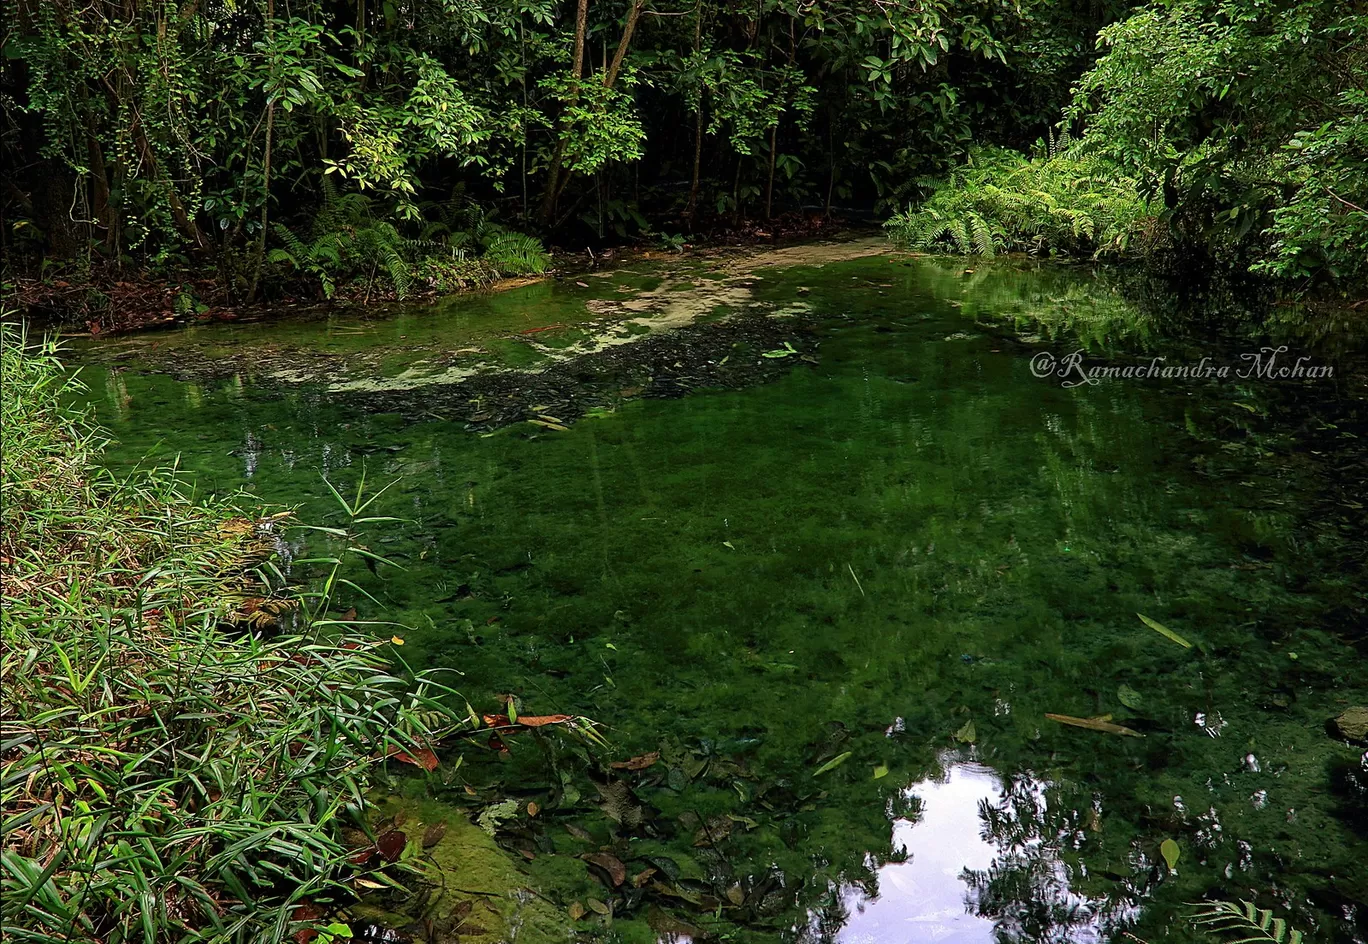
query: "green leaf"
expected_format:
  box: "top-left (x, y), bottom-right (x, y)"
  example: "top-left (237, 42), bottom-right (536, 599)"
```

top-left (1160, 837), bottom-right (1180, 871)
top-left (953, 720), bottom-right (976, 744)
top-left (812, 751), bottom-right (852, 776)
top-left (1117, 684), bottom-right (1143, 709)
top-left (1137, 613), bottom-right (1193, 649)
top-left (872, 764), bottom-right (889, 780)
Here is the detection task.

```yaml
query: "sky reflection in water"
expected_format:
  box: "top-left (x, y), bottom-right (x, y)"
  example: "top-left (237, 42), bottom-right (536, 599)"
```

top-left (837, 756), bottom-right (1134, 944)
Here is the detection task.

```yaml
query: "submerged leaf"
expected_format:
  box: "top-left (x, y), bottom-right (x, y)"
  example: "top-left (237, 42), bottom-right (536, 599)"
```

top-left (1045, 713), bottom-right (1144, 737)
top-left (1137, 613), bottom-right (1193, 649)
top-left (953, 720), bottom-right (977, 744)
top-left (1117, 684), bottom-right (1144, 709)
top-left (812, 751), bottom-right (853, 776)
top-left (1160, 837), bottom-right (1181, 871)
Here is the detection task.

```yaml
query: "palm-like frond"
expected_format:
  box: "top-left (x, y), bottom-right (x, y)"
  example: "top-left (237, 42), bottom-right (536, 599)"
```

top-left (1191, 900), bottom-right (1304, 944)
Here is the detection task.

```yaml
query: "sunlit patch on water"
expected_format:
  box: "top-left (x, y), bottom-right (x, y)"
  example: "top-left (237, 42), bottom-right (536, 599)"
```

top-left (824, 755), bottom-right (1137, 944)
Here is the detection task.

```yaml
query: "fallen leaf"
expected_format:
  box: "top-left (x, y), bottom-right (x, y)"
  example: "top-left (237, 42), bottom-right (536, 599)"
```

top-left (953, 720), bottom-right (977, 744)
top-left (376, 829), bottom-right (407, 862)
top-left (586, 897), bottom-right (611, 915)
top-left (1160, 837), bottom-right (1181, 871)
top-left (632, 867), bottom-right (657, 887)
top-left (565, 824), bottom-right (594, 842)
top-left (584, 852), bottom-right (627, 886)
top-left (609, 751), bottom-right (660, 771)
top-left (812, 751), bottom-right (852, 776)
top-left (386, 744), bottom-right (439, 771)
top-left (1045, 713), bottom-right (1144, 737)
top-left (1117, 684), bottom-right (1144, 710)
top-left (1137, 613), bottom-right (1193, 649)
top-left (726, 885), bottom-right (745, 906)
top-left (481, 713), bottom-right (576, 728)
top-left (422, 822), bottom-right (447, 848)
top-left (526, 801), bottom-right (540, 817)
top-left (568, 902), bottom-right (587, 920)
top-left (391, 635), bottom-right (405, 646)
top-left (292, 903), bottom-right (324, 944)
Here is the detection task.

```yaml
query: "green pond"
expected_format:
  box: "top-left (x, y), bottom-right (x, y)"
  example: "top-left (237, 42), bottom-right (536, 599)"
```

top-left (72, 244), bottom-right (1368, 943)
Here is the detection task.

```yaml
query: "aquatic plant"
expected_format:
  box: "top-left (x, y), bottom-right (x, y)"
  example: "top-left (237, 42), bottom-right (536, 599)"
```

top-left (0, 326), bottom-right (466, 943)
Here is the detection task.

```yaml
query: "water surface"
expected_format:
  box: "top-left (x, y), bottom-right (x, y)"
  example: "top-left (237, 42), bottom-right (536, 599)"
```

top-left (74, 248), bottom-right (1368, 943)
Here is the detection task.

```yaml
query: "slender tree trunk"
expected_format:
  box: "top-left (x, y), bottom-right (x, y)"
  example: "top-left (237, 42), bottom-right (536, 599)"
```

top-left (247, 100), bottom-right (274, 303)
top-left (539, 0), bottom-right (590, 224)
top-left (685, 106), bottom-right (703, 226)
top-left (248, 0), bottom-right (276, 303)
top-left (765, 121), bottom-right (778, 220)
top-left (604, 0), bottom-right (642, 88)
top-left (684, 1), bottom-right (703, 227)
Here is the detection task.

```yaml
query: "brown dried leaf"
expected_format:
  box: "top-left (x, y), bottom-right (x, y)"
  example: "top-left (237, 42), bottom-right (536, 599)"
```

top-left (422, 822), bottom-right (448, 848)
top-left (584, 852), bottom-right (626, 886)
top-left (609, 751), bottom-right (660, 771)
top-left (1045, 713), bottom-right (1144, 738)
top-left (376, 829), bottom-right (407, 862)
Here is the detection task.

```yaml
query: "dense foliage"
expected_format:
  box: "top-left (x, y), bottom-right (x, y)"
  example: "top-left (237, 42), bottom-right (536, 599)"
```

top-left (886, 138), bottom-right (1158, 258)
top-left (0, 327), bottom-right (466, 943)
top-left (894, 0), bottom-right (1368, 292)
top-left (0, 0), bottom-right (1127, 301)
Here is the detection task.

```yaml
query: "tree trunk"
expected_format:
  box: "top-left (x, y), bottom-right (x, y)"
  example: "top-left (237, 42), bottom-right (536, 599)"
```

top-left (247, 99), bottom-right (275, 303)
top-left (248, 0), bottom-right (276, 303)
top-left (765, 120), bottom-right (778, 220)
top-left (685, 105), bottom-right (703, 226)
top-left (538, 0), bottom-right (590, 224)
top-left (604, 0), bottom-right (642, 89)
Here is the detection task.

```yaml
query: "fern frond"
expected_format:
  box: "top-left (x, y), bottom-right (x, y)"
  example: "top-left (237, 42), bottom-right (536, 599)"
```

top-left (969, 214), bottom-right (996, 256)
top-left (1191, 900), bottom-right (1304, 944)
top-left (482, 231), bottom-right (551, 275)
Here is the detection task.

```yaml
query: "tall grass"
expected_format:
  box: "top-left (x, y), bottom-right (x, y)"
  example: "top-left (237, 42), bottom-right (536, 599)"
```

top-left (1, 325), bottom-right (464, 944)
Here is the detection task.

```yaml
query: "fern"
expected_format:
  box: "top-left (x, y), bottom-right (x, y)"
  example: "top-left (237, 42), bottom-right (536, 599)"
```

top-left (969, 213), bottom-right (997, 257)
top-left (884, 140), bottom-right (1156, 260)
top-left (1191, 900), bottom-right (1304, 944)
top-left (482, 230), bottom-right (551, 275)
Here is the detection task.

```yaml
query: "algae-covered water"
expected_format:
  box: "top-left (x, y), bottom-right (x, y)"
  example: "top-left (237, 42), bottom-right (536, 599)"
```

top-left (73, 245), bottom-right (1367, 943)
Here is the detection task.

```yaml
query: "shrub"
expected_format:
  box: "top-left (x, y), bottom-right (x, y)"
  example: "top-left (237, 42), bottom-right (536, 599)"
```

top-left (884, 142), bottom-right (1159, 260)
top-left (0, 325), bottom-right (464, 944)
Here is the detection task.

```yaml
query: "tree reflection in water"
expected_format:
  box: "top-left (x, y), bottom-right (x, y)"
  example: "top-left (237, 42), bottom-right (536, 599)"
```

top-left (816, 754), bottom-right (1144, 944)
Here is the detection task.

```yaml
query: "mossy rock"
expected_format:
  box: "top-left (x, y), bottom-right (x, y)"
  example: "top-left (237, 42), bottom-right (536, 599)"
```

top-left (352, 796), bottom-right (573, 944)
top-left (1330, 707), bottom-right (1368, 744)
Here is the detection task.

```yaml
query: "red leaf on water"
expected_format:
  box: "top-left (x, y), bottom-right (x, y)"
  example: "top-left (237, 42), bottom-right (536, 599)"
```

top-left (376, 830), bottom-right (407, 862)
top-left (480, 713), bottom-right (575, 728)
top-left (292, 903), bottom-right (324, 944)
top-left (386, 744), bottom-right (439, 771)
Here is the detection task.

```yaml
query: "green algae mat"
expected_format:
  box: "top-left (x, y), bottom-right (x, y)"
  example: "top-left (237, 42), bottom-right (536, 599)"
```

top-left (72, 245), bottom-right (1368, 943)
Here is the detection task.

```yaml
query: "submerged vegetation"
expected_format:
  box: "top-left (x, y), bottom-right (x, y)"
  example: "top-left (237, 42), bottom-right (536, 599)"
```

top-left (0, 327), bottom-right (470, 942)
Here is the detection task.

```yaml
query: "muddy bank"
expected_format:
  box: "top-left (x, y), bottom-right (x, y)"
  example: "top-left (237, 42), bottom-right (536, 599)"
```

top-left (334, 312), bottom-right (822, 431)
top-left (77, 238), bottom-right (889, 429)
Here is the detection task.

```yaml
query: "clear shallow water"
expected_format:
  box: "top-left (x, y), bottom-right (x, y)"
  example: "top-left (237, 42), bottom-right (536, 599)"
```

top-left (72, 251), bottom-right (1368, 942)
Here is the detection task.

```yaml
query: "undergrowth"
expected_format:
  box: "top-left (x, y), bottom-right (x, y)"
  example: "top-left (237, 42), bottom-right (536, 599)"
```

top-left (269, 189), bottom-right (551, 301)
top-left (884, 139), bottom-right (1160, 260)
top-left (0, 325), bottom-right (466, 943)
